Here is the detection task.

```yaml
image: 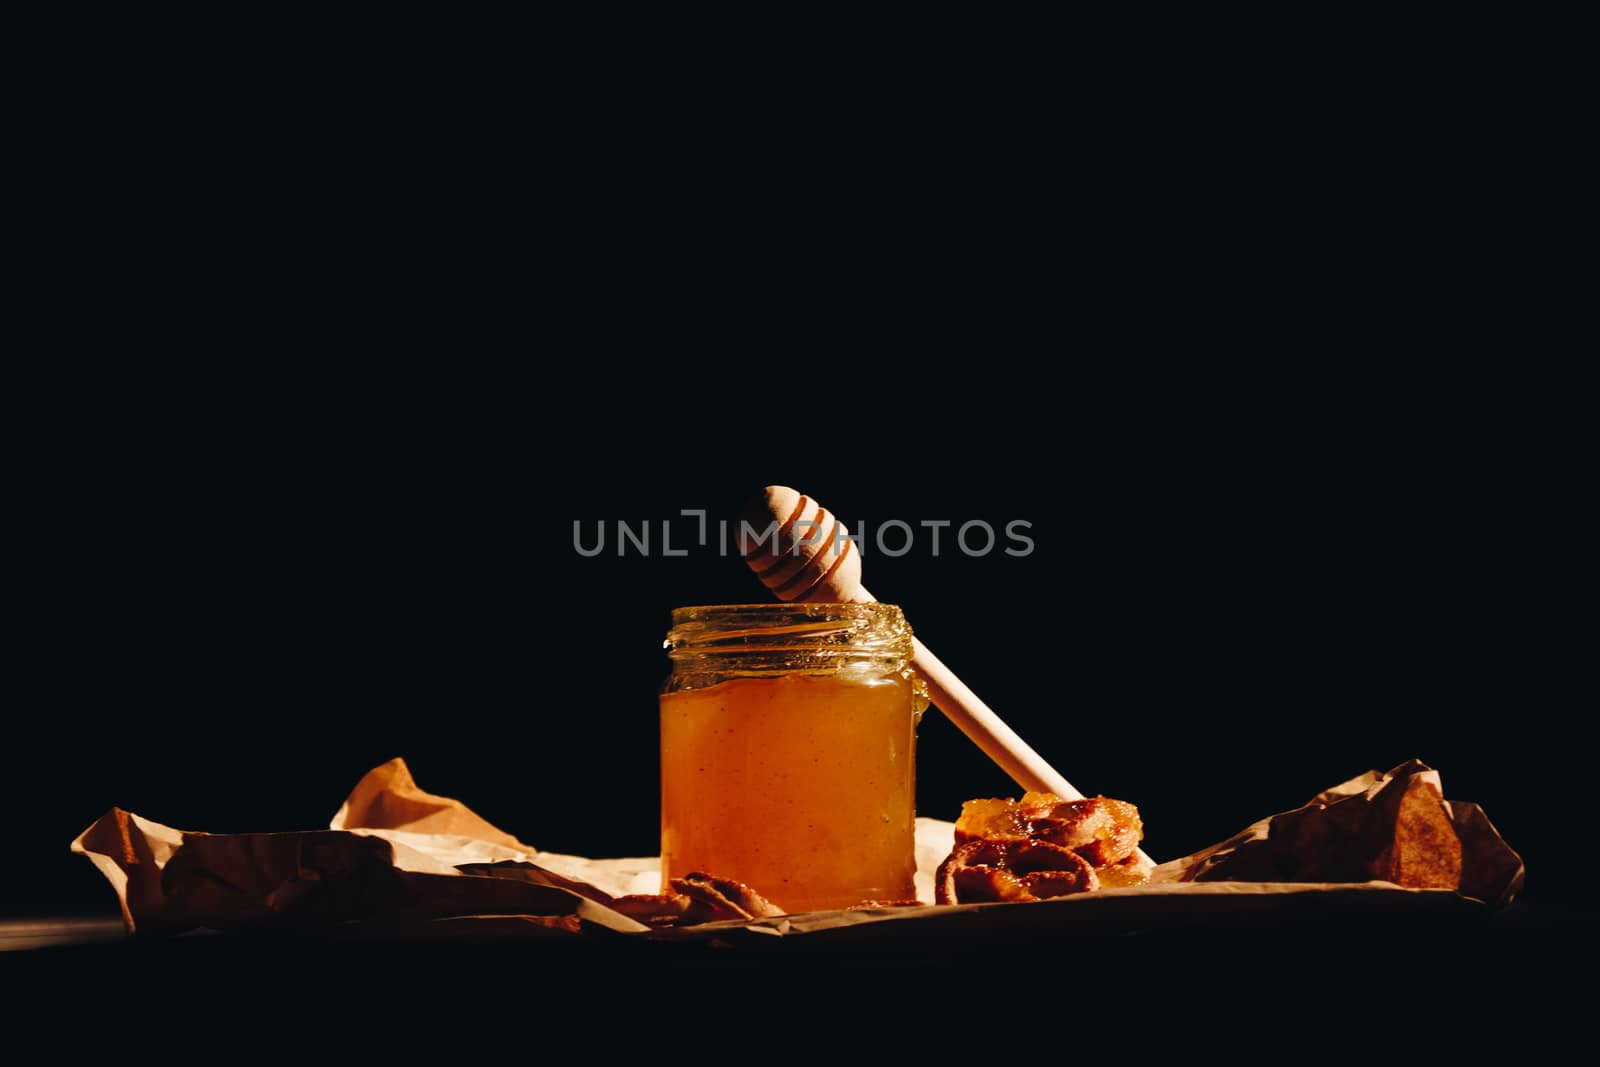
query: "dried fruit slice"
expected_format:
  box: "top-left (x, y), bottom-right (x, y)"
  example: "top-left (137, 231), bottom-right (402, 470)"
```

top-left (1031, 797), bottom-right (1143, 867)
top-left (1023, 870), bottom-right (1096, 899)
top-left (671, 871), bottom-right (785, 921)
top-left (951, 864), bottom-right (1030, 903)
top-left (611, 872), bottom-right (785, 926)
top-left (944, 791), bottom-right (1148, 899)
top-left (954, 796), bottom-right (1035, 842)
top-left (1095, 851), bottom-right (1156, 889)
top-left (956, 793), bottom-right (1144, 868)
top-left (935, 837), bottom-right (1099, 904)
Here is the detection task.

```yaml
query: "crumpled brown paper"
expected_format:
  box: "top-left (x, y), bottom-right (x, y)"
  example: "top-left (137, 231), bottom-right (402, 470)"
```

top-left (70, 759), bottom-right (645, 937)
top-left (331, 757), bottom-right (537, 853)
top-left (71, 756), bottom-right (1523, 943)
top-left (1148, 759), bottom-right (1524, 908)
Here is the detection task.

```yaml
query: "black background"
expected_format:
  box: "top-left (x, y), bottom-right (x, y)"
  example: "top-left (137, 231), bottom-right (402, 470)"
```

top-left (8, 371), bottom-right (1579, 920)
top-left (3, 32), bottom-right (1592, 1058)
top-left (3, 63), bottom-right (1585, 934)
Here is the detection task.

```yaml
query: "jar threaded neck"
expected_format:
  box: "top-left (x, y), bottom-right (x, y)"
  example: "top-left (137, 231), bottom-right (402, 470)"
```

top-left (663, 602), bottom-right (914, 684)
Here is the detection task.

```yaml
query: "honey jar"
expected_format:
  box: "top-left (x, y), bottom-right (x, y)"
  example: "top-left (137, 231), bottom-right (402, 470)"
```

top-left (659, 602), bottom-right (926, 913)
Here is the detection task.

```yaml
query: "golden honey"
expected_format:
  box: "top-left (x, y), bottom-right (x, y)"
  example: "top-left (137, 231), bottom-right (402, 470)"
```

top-left (659, 604), bottom-right (921, 914)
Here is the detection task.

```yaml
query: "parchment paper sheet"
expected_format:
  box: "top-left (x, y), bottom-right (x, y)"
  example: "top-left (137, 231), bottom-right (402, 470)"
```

top-left (70, 757), bottom-right (1523, 942)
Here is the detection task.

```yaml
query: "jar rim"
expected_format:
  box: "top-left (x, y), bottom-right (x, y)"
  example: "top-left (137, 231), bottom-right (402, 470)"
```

top-left (668, 601), bottom-right (903, 624)
top-left (664, 602), bottom-right (912, 668)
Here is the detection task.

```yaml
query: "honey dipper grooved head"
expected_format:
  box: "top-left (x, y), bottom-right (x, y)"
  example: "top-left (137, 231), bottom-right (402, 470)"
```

top-left (738, 485), bottom-right (865, 603)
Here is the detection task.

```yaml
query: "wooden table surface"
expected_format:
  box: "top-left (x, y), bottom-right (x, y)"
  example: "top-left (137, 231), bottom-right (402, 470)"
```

top-left (0, 916), bottom-right (126, 952)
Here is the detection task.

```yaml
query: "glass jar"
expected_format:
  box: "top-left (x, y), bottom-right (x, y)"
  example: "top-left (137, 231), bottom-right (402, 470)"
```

top-left (659, 602), bottom-right (926, 913)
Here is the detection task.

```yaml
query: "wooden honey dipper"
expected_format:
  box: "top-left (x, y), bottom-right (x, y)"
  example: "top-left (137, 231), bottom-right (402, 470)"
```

top-left (739, 485), bottom-right (1088, 803)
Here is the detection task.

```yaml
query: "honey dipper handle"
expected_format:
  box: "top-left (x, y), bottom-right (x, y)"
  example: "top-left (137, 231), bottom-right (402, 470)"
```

top-left (909, 636), bottom-right (1086, 802)
top-left (911, 632), bottom-right (1157, 865)
top-left (847, 579), bottom-right (1087, 800)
